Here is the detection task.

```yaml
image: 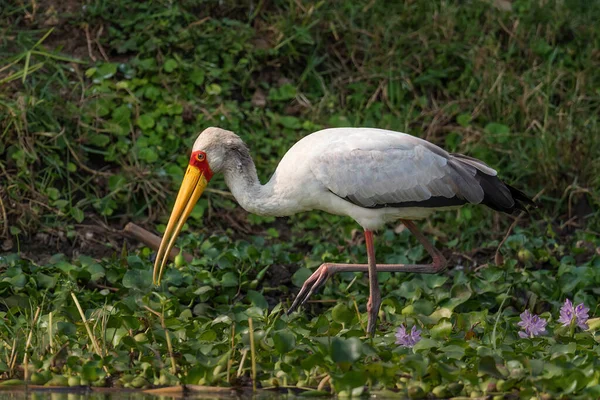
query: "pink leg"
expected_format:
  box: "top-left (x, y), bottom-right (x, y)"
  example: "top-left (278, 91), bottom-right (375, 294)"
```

top-left (365, 230), bottom-right (380, 335)
top-left (287, 220), bottom-right (447, 335)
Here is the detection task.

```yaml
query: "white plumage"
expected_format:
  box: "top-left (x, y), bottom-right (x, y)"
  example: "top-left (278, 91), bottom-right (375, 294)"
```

top-left (154, 126), bottom-right (533, 335)
top-left (191, 127), bottom-right (518, 230)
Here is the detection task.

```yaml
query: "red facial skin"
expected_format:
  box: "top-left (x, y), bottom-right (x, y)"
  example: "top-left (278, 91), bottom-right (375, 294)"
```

top-left (189, 150), bottom-right (214, 181)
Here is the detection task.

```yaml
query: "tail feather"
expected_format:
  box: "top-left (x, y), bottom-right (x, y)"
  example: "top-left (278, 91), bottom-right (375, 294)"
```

top-left (475, 170), bottom-right (536, 215)
top-left (453, 153), bottom-right (535, 214)
top-left (506, 184), bottom-right (537, 212)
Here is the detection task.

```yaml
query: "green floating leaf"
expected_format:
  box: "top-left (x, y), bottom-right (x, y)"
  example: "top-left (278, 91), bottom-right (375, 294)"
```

top-left (0, 379), bottom-right (25, 386)
top-left (444, 284), bottom-right (472, 310)
top-left (445, 131), bottom-right (462, 151)
top-left (278, 116), bottom-right (301, 129)
top-left (137, 114), bottom-right (155, 130)
top-left (478, 356), bottom-right (505, 379)
top-left (199, 329), bottom-right (217, 341)
top-left (424, 307), bottom-right (452, 324)
top-left (121, 316), bottom-right (141, 330)
top-left (412, 299), bottom-right (434, 315)
top-left (484, 122), bottom-right (510, 142)
top-left (190, 69), bottom-right (205, 86)
top-left (440, 344), bottom-right (466, 360)
top-left (527, 358), bottom-right (544, 376)
top-left (268, 83), bottom-right (297, 101)
top-left (246, 290), bottom-right (268, 309)
top-left (532, 38), bottom-right (553, 56)
top-left (53, 200), bottom-right (68, 210)
top-left (420, 274), bottom-right (448, 289)
top-left (456, 113), bottom-right (471, 127)
top-left (57, 322), bottom-right (76, 336)
top-left (331, 337), bottom-right (363, 363)
top-left (331, 370), bottom-right (367, 396)
top-left (298, 390), bottom-right (330, 397)
top-left (85, 263), bottom-right (105, 281)
top-left (549, 342), bottom-right (577, 358)
top-left (46, 187), bottom-right (60, 200)
top-left (108, 174), bottom-right (127, 191)
top-left (111, 105), bottom-right (132, 125)
top-left (36, 272), bottom-right (57, 289)
top-left (272, 330), bottom-right (296, 354)
top-left (144, 86), bottom-right (161, 100)
top-left (328, 115), bottom-right (351, 127)
top-left (81, 362), bottom-right (100, 382)
top-left (85, 67), bottom-right (97, 78)
top-left (71, 207), bottom-right (84, 223)
top-left (138, 148), bottom-right (158, 163)
top-left (122, 269), bottom-right (152, 291)
top-left (220, 272), bottom-right (238, 288)
top-left (88, 98), bottom-right (112, 117)
top-left (206, 83), bottom-right (222, 95)
top-left (96, 63), bottom-right (117, 79)
top-left (430, 319), bottom-right (453, 339)
top-left (266, 227), bottom-right (279, 238)
top-left (412, 338), bottom-right (439, 352)
top-left (89, 134), bottom-right (110, 147)
top-left (338, 386), bottom-right (364, 398)
top-left (331, 303), bottom-right (354, 325)
top-left (291, 267), bottom-right (312, 288)
top-left (163, 58), bottom-right (178, 72)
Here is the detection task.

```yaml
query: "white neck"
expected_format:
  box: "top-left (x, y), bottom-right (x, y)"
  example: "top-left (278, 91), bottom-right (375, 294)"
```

top-left (222, 153), bottom-right (298, 217)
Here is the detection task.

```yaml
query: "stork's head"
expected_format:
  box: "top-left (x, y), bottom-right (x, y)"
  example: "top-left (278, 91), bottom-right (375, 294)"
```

top-left (153, 127), bottom-right (243, 284)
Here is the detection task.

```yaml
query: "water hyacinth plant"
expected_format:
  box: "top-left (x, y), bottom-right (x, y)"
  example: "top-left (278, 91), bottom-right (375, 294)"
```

top-left (558, 299), bottom-right (590, 330)
top-left (395, 324), bottom-right (422, 348)
top-left (2, 0), bottom-right (600, 398)
top-left (517, 310), bottom-right (547, 338)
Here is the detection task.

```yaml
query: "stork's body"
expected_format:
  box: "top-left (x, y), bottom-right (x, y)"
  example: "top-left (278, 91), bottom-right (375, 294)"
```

top-left (153, 127), bottom-right (533, 335)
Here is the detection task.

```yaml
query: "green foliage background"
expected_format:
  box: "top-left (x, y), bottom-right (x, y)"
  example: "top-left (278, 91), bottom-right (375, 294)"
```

top-left (1, 0), bottom-right (599, 398)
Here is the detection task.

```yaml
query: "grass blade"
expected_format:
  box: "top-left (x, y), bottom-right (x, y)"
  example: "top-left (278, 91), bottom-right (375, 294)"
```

top-left (71, 292), bottom-right (109, 374)
top-left (23, 307), bottom-right (41, 382)
top-left (248, 317), bottom-right (257, 392)
top-left (22, 52), bottom-right (31, 83)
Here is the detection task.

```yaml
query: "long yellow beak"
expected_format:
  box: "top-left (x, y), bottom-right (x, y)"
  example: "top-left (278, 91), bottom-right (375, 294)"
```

top-left (153, 165), bottom-right (208, 285)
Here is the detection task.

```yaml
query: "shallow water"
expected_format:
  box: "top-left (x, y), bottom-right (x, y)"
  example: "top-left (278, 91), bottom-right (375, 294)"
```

top-left (0, 389), bottom-right (302, 400)
top-left (0, 394), bottom-right (164, 400)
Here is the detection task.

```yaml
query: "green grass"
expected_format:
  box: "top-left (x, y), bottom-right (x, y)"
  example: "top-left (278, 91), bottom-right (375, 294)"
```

top-left (1, 0), bottom-right (600, 398)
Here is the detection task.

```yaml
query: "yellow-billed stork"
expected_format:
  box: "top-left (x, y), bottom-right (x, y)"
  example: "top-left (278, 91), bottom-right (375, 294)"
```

top-left (152, 127), bottom-right (533, 335)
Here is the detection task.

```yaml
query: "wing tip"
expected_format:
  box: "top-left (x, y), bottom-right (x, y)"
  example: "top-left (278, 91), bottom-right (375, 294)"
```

top-left (477, 171), bottom-right (537, 215)
top-left (507, 184), bottom-right (539, 214)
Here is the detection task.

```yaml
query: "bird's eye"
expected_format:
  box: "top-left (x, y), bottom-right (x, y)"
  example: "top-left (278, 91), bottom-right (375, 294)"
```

top-left (196, 153), bottom-right (205, 162)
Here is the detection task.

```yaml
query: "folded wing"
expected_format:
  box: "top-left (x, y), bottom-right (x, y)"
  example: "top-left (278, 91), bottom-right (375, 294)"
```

top-left (311, 138), bottom-right (529, 213)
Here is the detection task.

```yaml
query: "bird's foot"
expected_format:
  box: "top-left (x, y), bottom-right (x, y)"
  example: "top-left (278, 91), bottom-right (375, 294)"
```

top-left (287, 263), bottom-right (333, 315)
top-left (432, 254), bottom-right (447, 273)
top-left (366, 291), bottom-right (382, 337)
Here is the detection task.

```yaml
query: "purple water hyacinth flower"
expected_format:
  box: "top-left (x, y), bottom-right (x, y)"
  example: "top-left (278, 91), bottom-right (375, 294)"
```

top-left (558, 299), bottom-right (589, 330)
top-left (575, 303), bottom-right (590, 329)
top-left (558, 299), bottom-right (574, 326)
top-left (517, 310), bottom-right (547, 338)
top-left (395, 324), bottom-right (421, 348)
